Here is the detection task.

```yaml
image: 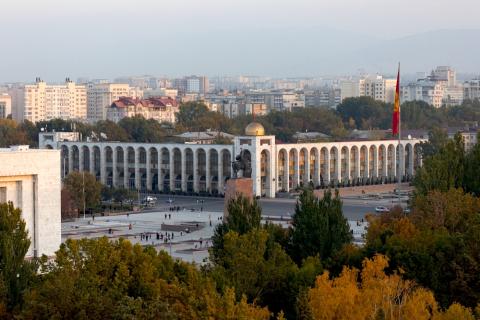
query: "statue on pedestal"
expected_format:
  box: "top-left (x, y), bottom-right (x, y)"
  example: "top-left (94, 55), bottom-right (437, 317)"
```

top-left (231, 150), bottom-right (252, 178)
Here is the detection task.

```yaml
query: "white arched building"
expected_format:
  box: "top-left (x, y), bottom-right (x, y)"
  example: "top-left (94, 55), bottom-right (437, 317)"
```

top-left (39, 122), bottom-right (423, 198)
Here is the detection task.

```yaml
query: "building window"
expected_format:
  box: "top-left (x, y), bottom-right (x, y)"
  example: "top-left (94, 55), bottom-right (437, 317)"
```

top-left (0, 187), bottom-right (6, 203)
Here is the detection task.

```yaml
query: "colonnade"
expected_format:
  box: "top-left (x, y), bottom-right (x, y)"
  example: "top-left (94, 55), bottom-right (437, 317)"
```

top-left (56, 142), bottom-right (233, 194)
top-left (48, 138), bottom-right (423, 197)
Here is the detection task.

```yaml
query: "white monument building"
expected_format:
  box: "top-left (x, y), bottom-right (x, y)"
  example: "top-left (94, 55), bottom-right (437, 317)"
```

top-left (39, 122), bottom-right (423, 198)
top-left (0, 146), bottom-right (61, 257)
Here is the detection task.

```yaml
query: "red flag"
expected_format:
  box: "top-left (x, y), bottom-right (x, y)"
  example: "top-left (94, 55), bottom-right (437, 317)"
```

top-left (392, 65), bottom-right (400, 136)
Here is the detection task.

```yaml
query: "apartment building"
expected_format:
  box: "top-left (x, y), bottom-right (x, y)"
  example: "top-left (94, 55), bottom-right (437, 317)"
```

top-left (106, 97), bottom-right (178, 123)
top-left (340, 75), bottom-right (396, 103)
top-left (11, 78), bottom-right (87, 123)
top-left (86, 83), bottom-right (142, 123)
top-left (0, 93), bottom-right (12, 118)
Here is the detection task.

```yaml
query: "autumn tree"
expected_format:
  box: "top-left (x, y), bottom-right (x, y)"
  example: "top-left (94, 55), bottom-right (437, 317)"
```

top-left (366, 189), bottom-right (480, 308)
top-left (307, 254), bottom-right (475, 320)
top-left (289, 189), bottom-right (352, 264)
top-left (63, 172), bottom-right (102, 214)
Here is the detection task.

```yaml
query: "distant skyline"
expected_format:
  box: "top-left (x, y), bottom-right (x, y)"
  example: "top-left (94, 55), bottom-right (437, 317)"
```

top-left (1, 0), bottom-right (480, 82)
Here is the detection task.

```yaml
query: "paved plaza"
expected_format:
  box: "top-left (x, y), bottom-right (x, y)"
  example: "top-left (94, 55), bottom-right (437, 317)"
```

top-left (62, 189), bottom-right (408, 264)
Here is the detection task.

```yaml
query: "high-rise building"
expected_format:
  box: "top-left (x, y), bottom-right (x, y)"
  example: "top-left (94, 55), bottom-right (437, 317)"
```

top-left (174, 76), bottom-right (210, 95)
top-left (340, 75), bottom-right (396, 103)
top-left (11, 78), bottom-right (87, 123)
top-left (463, 79), bottom-right (480, 101)
top-left (0, 93), bottom-right (12, 118)
top-left (86, 83), bottom-right (142, 123)
top-left (430, 66), bottom-right (456, 87)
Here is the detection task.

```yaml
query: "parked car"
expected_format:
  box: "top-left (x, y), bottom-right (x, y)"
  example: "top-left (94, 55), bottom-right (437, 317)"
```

top-left (375, 206), bottom-right (390, 213)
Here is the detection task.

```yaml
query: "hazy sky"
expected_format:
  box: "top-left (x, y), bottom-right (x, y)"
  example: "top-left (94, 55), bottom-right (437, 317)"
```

top-left (1, 0), bottom-right (479, 82)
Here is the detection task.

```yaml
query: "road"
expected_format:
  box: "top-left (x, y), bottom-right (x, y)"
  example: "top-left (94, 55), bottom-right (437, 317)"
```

top-left (140, 194), bottom-right (406, 221)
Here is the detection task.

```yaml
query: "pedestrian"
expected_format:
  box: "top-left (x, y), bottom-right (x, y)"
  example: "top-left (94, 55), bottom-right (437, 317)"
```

top-left (171, 232), bottom-right (174, 239)
top-left (165, 213), bottom-right (167, 219)
top-left (209, 220), bottom-right (212, 227)
top-left (92, 215), bottom-right (95, 221)
top-left (156, 232), bottom-right (160, 240)
top-left (127, 213), bottom-right (130, 218)
top-left (169, 213), bottom-right (171, 219)
top-left (129, 223), bottom-right (132, 230)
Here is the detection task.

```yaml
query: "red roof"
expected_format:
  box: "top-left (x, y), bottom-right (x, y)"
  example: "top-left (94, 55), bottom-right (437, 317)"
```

top-left (111, 96), bottom-right (179, 109)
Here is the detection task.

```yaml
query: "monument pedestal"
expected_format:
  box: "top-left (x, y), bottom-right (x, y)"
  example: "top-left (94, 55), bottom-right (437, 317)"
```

top-left (223, 178), bottom-right (253, 217)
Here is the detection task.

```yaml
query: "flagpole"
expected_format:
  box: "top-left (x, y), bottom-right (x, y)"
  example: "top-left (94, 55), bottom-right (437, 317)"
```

top-left (397, 62), bottom-right (401, 202)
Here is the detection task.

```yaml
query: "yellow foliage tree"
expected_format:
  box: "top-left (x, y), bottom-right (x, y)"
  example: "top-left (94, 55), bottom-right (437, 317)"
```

top-left (307, 255), bottom-right (474, 320)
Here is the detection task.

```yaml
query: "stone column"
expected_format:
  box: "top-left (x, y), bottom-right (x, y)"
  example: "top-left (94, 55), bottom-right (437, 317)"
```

top-left (135, 148), bottom-right (140, 190)
top-left (181, 149), bottom-right (187, 192)
top-left (398, 144), bottom-right (405, 181)
top-left (205, 150), bottom-right (211, 192)
top-left (380, 147), bottom-right (386, 178)
top-left (408, 145), bottom-right (415, 176)
top-left (293, 151), bottom-right (300, 188)
top-left (68, 146), bottom-right (74, 174)
top-left (123, 147), bottom-right (129, 189)
top-left (344, 149), bottom-right (350, 182)
top-left (304, 149), bottom-right (310, 186)
top-left (100, 146), bottom-right (106, 185)
top-left (390, 146), bottom-right (397, 179)
top-left (112, 147), bottom-right (118, 188)
top-left (284, 151), bottom-right (290, 192)
top-left (193, 150), bottom-right (199, 193)
top-left (146, 148), bottom-right (152, 191)
top-left (158, 148), bottom-right (163, 192)
top-left (355, 149), bottom-right (360, 179)
top-left (218, 150), bottom-right (224, 194)
top-left (323, 150), bottom-right (330, 185)
top-left (314, 150), bottom-right (320, 187)
top-left (364, 148), bottom-right (369, 178)
top-left (373, 147), bottom-right (378, 178)
top-left (79, 146), bottom-right (84, 172)
top-left (337, 151), bottom-right (342, 182)
top-left (169, 149), bottom-right (175, 191)
top-left (89, 147), bottom-right (95, 176)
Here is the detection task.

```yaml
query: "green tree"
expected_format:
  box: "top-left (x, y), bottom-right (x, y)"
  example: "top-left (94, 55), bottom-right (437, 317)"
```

top-left (0, 119), bottom-right (30, 147)
top-left (414, 133), bottom-right (465, 195)
top-left (0, 202), bottom-right (36, 315)
top-left (211, 195), bottom-right (262, 264)
top-left (118, 116), bottom-right (170, 142)
top-left (210, 229), bottom-right (298, 318)
top-left (365, 188), bottom-right (480, 308)
top-left (289, 189), bottom-right (352, 264)
top-left (419, 127), bottom-right (449, 158)
top-left (22, 238), bottom-right (270, 319)
top-left (336, 97), bottom-right (390, 130)
top-left (63, 172), bottom-right (102, 214)
top-left (93, 120), bottom-right (130, 141)
top-left (463, 133), bottom-right (480, 196)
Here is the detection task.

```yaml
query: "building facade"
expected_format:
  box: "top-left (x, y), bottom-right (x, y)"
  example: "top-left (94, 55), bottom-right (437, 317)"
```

top-left (340, 75), bottom-right (396, 103)
top-left (0, 93), bottom-right (12, 118)
top-left (40, 123), bottom-right (423, 198)
top-left (0, 146), bottom-right (61, 257)
top-left (11, 78), bottom-right (87, 123)
top-left (86, 83), bottom-right (142, 123)
top-left (106, 97), bottom-right (179, 123)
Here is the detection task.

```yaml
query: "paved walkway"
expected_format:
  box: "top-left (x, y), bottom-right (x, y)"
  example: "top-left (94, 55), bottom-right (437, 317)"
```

top-left (62, 205), bottom-right (369, 264)
top-left (62, 209), bottom-right (224, 264)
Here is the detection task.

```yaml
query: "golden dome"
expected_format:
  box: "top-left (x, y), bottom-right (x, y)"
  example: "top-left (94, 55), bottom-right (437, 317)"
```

top-left (245, 122), bottom-right (265, 136)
